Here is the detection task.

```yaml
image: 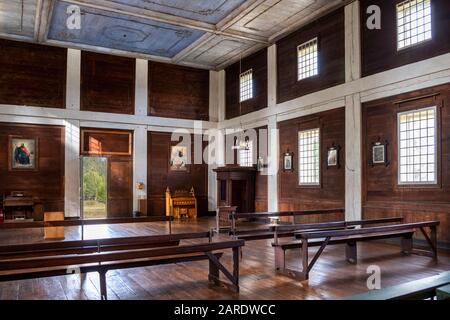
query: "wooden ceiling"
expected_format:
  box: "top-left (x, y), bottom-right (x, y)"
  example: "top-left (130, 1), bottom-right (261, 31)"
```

top-left (0, 0), bottom-right (345, 70)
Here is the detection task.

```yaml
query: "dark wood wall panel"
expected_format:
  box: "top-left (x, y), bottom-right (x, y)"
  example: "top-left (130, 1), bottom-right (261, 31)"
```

top-left (362, 83), bottom-right (450, 245)
top-left (361, 0), bottom-right (450, 77)
top-left (147, 132), bottom-right (208, 216)
top-left (0, 39), bottom-right (66, 108)
top-left (148, 62), bottom-right (209, 120)
top-left (226, 48), bottom-right (268, 119)
top-left (277, 9), bottom-right (345, 104)
top-left (0, 123), bottom-right (65, 212)
top-left (278, 108), bottom-right (345, 222)
top-left (81, 129), bottom-right (132, 156)
top-left (81, 51), bottom-right (135, 114)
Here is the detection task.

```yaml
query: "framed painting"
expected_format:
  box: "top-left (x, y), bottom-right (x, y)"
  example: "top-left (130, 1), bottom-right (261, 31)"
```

top-left (327, 144), bottom-right (341, 168)
top-left (9, 136), bottom-right (38, 171)
top-left (370, 140), bottom-right (389, 167)
top-left (169, 145), bottom-right (189, 172)
top-left (283, 152), bottom-right (294, 172)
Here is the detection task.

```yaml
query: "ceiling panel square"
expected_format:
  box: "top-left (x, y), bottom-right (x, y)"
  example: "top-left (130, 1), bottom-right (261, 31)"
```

top-left (0, 0), bottom-right (37, 38)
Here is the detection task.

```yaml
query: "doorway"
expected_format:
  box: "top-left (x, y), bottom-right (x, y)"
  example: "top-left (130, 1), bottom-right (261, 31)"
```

top-left (81, 156), bottom-right (108, 219)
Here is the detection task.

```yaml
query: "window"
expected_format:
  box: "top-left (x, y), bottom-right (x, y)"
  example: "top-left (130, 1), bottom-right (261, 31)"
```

top-left (398, 106), bottom-right (437, 184)
top-left (298, 128), bottom-right (320, 185)
top-left (396, 0), bottom-right (432, 50)
top-left (239, 69), bottom-right (253, 102)
top-left (239, 140), bottom-right (253, 167)
top-left (297, 38), bottom-right (318, 81)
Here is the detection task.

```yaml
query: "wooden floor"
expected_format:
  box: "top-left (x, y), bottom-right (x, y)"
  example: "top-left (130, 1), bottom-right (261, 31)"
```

top-left (0, 217), bottom-right (449, 300)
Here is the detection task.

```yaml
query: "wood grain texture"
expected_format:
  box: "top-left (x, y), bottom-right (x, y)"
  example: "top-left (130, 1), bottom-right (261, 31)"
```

top-left (148, 62), bottom-right (209, 120)
top-left (225, 48), bottom-right (268, 119)
top-left (81, 51), bottom-right (135, 114)
top-left (278, 108), bottom-right (345, 222)
top-left (362, 83), bottom-right (450, 244)
top-left (0, 123), bottom-right (65, 213)
top-left (81, 129), bottom-right (133, 156)
top-left (0, 39), bottom-right (66, 108)
top-left (276, 8), bottom-right (345, 104)
top-left (147, 132), bottom-right (208, 216)
top-left (361, 0), bottom-right (450, 77)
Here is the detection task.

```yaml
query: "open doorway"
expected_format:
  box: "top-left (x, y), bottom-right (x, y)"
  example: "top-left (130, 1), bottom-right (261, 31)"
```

top-left (81, 156), bottom-right (108, 219)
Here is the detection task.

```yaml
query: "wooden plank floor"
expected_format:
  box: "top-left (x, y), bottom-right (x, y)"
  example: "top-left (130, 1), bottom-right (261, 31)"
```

top-left (0, 217), bottom-right (449, 300)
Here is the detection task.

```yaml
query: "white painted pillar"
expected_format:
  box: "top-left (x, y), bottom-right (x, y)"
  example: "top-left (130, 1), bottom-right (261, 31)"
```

top-left (66, 49), bottom-right (81, 110)
top-left (267, 44), bottom-right (278, 212)
top-left (217, 70), bottom-right (226, 122)
top-left (345, 94), bottom-right (362, 221)
top-left (267, 115), bottom-right (279, 212)
top-left (64, 120), bottom-right (80, 217)
top-left (135, 59), bottom-right (148, 116)
top-left (133, 126), bottom-right (148, 212)
top-left (345, 0), bottom-right (361, 83)
top-left (344, 1), bottom-right (363, 221)
top-left (209, 71), bottom-right (219, 122)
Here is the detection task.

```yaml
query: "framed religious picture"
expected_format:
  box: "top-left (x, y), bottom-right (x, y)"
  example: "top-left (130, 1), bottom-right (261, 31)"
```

top-left (9, 136), bottom-right (38, 171)
top-left (327, 145), bottom-right (341, 168)
top-left (283, 151), bottom-right (294, 172)
top-left (169, 145), bottom-right (189, 172)
top-left (370, 140), bottom-right (389, 166)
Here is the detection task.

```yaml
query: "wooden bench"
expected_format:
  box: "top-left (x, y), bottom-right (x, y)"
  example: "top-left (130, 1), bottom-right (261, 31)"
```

top-left (0, 231), bottom-right (244, 299)
top-left (345, 271), bottom-right (450, 300)
top-left (274, 221), bottom-right (439, 281)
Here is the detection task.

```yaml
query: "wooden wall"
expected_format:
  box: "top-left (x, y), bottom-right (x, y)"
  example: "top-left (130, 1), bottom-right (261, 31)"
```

top-left (0, 39), bottom-right (66, 108)
top-left (362, 83), bottom-right (450, 246)
top-left (276, 8), bottom-right (345, 104)
top-left (0, 123), bottom-right (65, 212)
top-left (361, 0), bottom-right (450, 77)
top-left (148, 62), bottom-right (209, 120)
top-left (80, 128), bottom-right (133, 218)
top-left (278, 108), bottom-right (345, 222)
top-left (147, 132), bottom-right (208, 216)
top-left (225, 48), bottom-right (268, 119)
top-left (81, 51), bottom-right (135, 114)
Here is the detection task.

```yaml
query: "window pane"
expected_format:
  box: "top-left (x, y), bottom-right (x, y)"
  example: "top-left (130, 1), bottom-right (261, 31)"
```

top-left (239, 140), bottom-right (253, 167)
top-left (298, 128), bottom-right (320, 185)
top-left (297, 38), bottom-right (318, 81)
top-left (397, 0), bottom-right (432, 50)
top-left (398, 106), bottom-right (436, 184)
top-left (239, 69), bottom-right (253, 102)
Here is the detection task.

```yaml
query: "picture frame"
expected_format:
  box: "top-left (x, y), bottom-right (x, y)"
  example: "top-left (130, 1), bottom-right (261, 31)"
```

top-left (283, 151), bottom-right (294, 172)
top-left (370, 140), bottom-right (389, 166)
top-left (8, 136), bottom-right (38, 171)
top-left (169, 145), bottom-right (189, 172)
top-left (327, 144), bottom-right (341, 168)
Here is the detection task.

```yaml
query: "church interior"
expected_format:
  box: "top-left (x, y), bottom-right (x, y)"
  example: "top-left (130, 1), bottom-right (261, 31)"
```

top-left (0, 0), bottom-right (449, 302)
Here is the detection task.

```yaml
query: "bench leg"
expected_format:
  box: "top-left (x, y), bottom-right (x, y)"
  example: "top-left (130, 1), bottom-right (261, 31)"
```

top-left (98, 270), bottom-right (108, 300)
top-left (401, 235), bottom-right (413, 255)
top-left (208, 257), bottom-right (220, 285)
top-left (274, 247), bottom-right (286, 271)
top-left (346, 241), bottom-right (357, 264)
top-left (300, 240), bottom-right (309, 281)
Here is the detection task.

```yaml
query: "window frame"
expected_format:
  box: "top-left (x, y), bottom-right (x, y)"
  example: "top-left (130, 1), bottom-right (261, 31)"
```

top-left (239, 69), bottom-right (253, 103)
top-left (298, 127), bottom-right (321, 187)
top-left (396, 0), bottom-right (433, 52)
top-left (297, 37), bottom-right (319, 82)
top-left (238, 139), bottom-right (254, 167)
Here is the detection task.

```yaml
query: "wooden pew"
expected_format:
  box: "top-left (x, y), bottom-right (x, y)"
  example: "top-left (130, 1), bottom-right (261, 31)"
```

top-left (0, 231), bottom-right (244, 299)
top-left (345, 271), bottom-right (450, 300)
top-left (275, 221), bottom-right (439, 281)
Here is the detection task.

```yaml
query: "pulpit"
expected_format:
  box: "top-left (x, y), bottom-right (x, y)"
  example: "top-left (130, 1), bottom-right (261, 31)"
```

top-left (165, 187), bottom-right (197, 219)
top-left (213, 166), bottom-right (256, 213)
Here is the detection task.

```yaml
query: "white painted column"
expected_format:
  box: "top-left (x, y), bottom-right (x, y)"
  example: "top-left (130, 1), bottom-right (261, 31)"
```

top-left (267, 115), bottom-right (279, 212)
top-left (267, 44), bottom-right (278, 212)
top-left (66, 49), bottom-right (81, 110)
top-left (345, 0), bottom-right (361, 83)
top-left (345, 94), bottom-right (362, 221)
top-left (135, 59), bottom-right (148, 116)
top-left (209, 71), bottom-right (219, 122)
top-left (64, 120), bottom-right (80, 217)
top-left (133, 126), bottom-right (148, 212)
top-left (217, 70), bottom-right (226, 122)
top-left (133, 59), bottom-right (149, 212)
top-left (344, 1), bottom-right (363, 221)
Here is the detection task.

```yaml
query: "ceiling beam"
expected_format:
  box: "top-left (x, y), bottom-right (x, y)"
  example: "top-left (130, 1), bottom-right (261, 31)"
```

top-left (62, 0), bottom-right (269, 44)
top-left (35, 0), bottom-right (53, 42)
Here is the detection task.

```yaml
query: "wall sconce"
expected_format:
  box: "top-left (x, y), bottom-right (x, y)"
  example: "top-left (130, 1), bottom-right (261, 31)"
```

top-left (257, 156), bottom-right (268, 172)
top-left (136, 182), bottom-right (145, 190)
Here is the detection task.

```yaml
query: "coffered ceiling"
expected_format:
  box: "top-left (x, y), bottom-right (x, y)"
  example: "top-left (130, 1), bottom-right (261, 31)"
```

top-left (0, 0), bottom-right (345, 70)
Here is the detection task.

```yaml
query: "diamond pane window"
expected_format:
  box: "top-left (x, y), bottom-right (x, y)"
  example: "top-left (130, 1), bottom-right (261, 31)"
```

top-left (239, 140), bottom-right (253, 167)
